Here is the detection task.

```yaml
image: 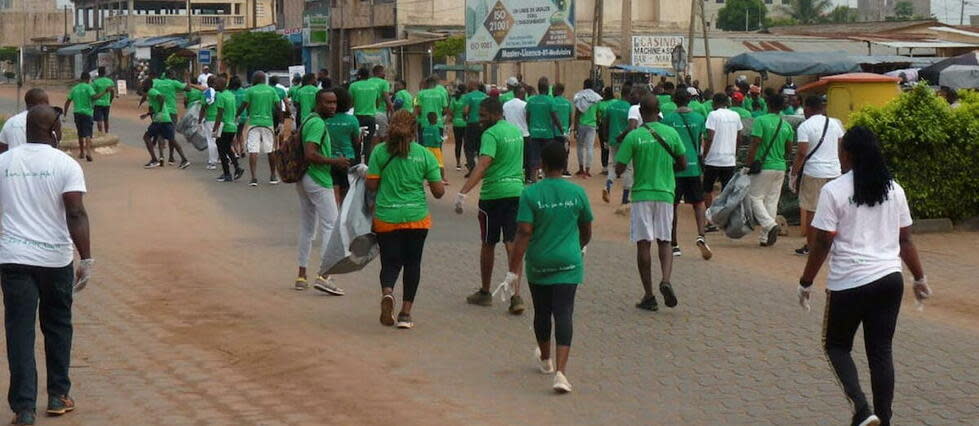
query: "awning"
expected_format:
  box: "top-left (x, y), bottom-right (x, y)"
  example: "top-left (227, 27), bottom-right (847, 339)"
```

top-left (610, 65), bottom-right (675, 76)
top-left (56, 43), bottom-right (92, 56)
top-left (102, 37), bottom-right (132, 50)
top-left (434, 64), bottom-right (482, 72)
top-left (919, 51), bottom-right (979, 83)
top-left (724, 51), bottom-right (861, 76)
top-left (351, 36), bottom-right (446, 51)
top-left (132, 35), bottom-right (190, 48)
top-left (939, 65), bottom-right (979, 89)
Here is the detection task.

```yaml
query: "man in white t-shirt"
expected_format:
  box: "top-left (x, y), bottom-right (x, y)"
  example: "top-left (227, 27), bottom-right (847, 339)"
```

top-left (502, 86), bottom-right (529, 139)
top-left (197, 66), bottom-right (213, 88)
top-left (792, 95), bottom-right (844, 256)
top-left (702, 93), bottom-right (744, 208)
top-left (0, 106), bottom-right (92, 424)
top-left (0, 89), bottom-right (57, 154)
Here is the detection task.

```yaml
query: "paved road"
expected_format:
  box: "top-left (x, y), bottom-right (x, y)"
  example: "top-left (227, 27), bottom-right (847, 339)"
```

top-left (1, 88), bottom-right (978, 425)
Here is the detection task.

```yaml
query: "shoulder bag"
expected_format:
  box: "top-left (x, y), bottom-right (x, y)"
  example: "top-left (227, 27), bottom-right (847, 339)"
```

top-left (794, 116), bottom-right (831, 192)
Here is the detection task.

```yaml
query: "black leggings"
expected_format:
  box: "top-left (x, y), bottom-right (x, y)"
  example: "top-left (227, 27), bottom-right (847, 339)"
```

top-left (453, 126), bottom-right (466, 165)
top-left (464, 123), bottom-right (483, 172)
top-left (823, 272), bottom-right (903, 426)
top-left (529, 283), bottom-right (577, 346)
top-left (376, 229), bottom-right (428, 302)
top-left (217, 132), bottom-right (240, 176)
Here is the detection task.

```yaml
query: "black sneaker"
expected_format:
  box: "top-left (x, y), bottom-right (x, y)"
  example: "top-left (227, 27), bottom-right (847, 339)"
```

top-left (46, 395), bottom-right (75, 415)
top-left (509, 295), bottom-right (526, 315)
top-left (705, 223), bottom-right (719, 233)
top-left (143, 160), bottom-right (160, 169)
top-left (233, 168), bottom-right (245, 181)
top-left (216, 174), bottom-right (232, 182)
top-left (562, 170), bottom-right (573, 177)
top-left (168, 159), bottom-right (176, 166)
top-left (794, 245), bottom-right (810, 256)
top-left (659, 282), bottom-right (678, 308)
top-left (11, 411), bottom-right (35, 425)
top-left (249, 178), bottom-right (258, 187)
top-left (178, 160), bottom-right (191, 169)
top-left (765, 225), bottom-right (780, 247)
top-left (636, 295), bottom-right (658, 311)
top-left (672, 246), bottom-right (682, 257)
top-left (466, 290), bottom-right (492, 306)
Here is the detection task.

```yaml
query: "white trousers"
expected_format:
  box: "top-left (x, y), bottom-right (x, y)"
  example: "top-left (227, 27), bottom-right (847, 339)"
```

top-left (296, 174), bottom-right (339, 268)
top-left (748, 170), bottom-right (785, 240)
top-left (203, 121), bottom-right (219, 165)
top-left (576, 125), bottom-right (596, 170)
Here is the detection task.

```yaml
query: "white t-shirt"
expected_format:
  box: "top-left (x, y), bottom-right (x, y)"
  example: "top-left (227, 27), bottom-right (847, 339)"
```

top-left (197, 73), bottom-right (213, 88)
top-left (628, 104), bottom-right (663, 123)
top-left (811, 172), bottom-right (913, 291)
top-left (0, 110), bottom-right (28, 151)
top-left (704, 108), bottom-right (744, 167)
top-left (503, 98), bottom-right (530, 137)
top-left (0, 144), bottom-right (87, 268)
top-left (796, 114), bottom-right (844, 178)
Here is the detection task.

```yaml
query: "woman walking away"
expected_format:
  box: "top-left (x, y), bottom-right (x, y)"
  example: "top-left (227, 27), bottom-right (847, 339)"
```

top-left (450, 84), bottom-right (469, 171)
top-left (503, 142), bottom-right (593, 393)
top-left (798, 126), bottom-right (931, 426)
top-left (366, 110), bottom-right (445, 329)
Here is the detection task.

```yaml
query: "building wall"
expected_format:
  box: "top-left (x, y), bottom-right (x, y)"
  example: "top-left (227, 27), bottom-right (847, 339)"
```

top-left (280, 0), bottom-right (304, 30)
top-left (397, 0), bottom-right (462, 28)
top-left (0, 8), bottom-right (67, 46)
top-left (576, 0), bottom-right (680, 32)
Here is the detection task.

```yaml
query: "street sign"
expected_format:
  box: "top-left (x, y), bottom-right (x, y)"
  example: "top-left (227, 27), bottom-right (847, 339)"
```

top-left (671, 44), bottom-right (687, 74)
top-left (632, 35), bottom-right (684, 68)
top-left (593, 46), bottom-right (616, 67)
top-left (198, 50), bottom-right (212, 65)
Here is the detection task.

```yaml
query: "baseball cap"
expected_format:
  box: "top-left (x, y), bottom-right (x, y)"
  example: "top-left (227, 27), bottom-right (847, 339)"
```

top-left (686, 87), bottom-right (699, 96)
top-left (731, 91), bottom-right (745, 102)
top-left (506, 76), bottom-right (519, 87)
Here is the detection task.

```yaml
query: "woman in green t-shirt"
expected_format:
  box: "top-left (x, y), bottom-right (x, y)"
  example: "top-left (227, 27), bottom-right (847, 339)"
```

top-left (450, 84), bottom-right (469, 171)
top-left (366, 110), bottom-right (445, 329)
top-left (503, 142), bottom-right (593, 394)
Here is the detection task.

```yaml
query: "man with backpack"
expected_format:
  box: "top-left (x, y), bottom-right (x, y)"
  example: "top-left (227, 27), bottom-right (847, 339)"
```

top-left (790, 95), bottom-right (843, 256)
top-left (661, 89), bottom-right (712, 260)
top-left (747, 94), bottom-right (795, 248)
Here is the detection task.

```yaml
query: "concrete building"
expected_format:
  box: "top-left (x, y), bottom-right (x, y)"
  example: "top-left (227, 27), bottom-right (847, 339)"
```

top-left (0, 0), bottom-right (71, 46)
top-left (857, 0), bottom-right (930, 22)
top-left (71, 0), bottom-right (275, 39)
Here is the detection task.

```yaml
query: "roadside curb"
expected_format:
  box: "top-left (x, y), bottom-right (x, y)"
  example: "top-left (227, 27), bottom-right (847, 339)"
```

top-left (60, 133), bottom-right (120, 156)
top-left (911, 218), bottom-right (954, 234)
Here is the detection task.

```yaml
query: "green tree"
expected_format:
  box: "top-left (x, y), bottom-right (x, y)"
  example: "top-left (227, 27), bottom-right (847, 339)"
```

top-left (433, 35), bottom-right (465, 60)
top-left (826, 5), bottom-right (858, 23)
top-left (778, 0), bottom-right (833, 24)
top-left (0, 47), bottom-right (17, 63)
top-left (894, 1), bottom-right (914, 20)
top-left (222, 32), bottom-right (293, 71)
top-left (717, 0), bottom-right (768, 32)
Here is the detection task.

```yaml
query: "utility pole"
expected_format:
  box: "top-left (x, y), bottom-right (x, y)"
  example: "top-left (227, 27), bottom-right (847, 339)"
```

top-left (338, 0), bottom-right (346, 80)
top-left (369, 0), bottom-right (376, 43)
top-left (64, 5), bottom-right (68, 40)
top-left (16, 0), bottom-right (25, 112)
top-left (590, 0), bottom-right (603, 84)
top-left (95, 0), bottom-right (101, 40)
top-left (686, 0), bottom-right (696, 79)
top-left (186, 0), bottom-right (192, 35)
top-left (699, 0), bottom-right (714, 91)
top-left (961, 0), bottom-right (966, 25)
top-left (252, 0), bottom-right (258, 28)
top-left (621, 0), bottom-right (632, 66)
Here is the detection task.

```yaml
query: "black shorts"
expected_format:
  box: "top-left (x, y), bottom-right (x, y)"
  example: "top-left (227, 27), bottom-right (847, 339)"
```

top-left (145, 122), bottom-right (175, 141)
top-left (478, 197), bottom-right (519, 245)
top-left (73, 113), bottom-right (93, 138)
top-left (674, 176), bottom-right (705, 204)
top-left (702, 165), bottom-right (737, 194)
top-left (330, 165), bottom-right (350, 189)
top-left (526, 138), bottom-right (551, 168)
top-left (93, 105), bottom-right (110, 122)
top-left (465, 123), bottom-right (483, 150)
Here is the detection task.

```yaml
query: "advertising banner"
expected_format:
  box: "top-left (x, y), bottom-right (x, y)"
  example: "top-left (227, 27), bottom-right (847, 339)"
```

top-left (632, 35), bottom-right (684, 68)
top-left (465, 0), bottom-right (575, 63)
top-left (354, 49), bottom-right (392, 69)
top-left (304, 14), bottom-right (329, 47)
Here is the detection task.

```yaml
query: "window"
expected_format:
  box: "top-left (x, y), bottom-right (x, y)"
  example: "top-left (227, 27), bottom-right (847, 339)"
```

top-left (0, 0), bottom-right (11, 10)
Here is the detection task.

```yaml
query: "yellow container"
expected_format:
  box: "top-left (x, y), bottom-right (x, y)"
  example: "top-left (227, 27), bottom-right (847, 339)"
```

top-left (798, 73), bottom-right (902, 126)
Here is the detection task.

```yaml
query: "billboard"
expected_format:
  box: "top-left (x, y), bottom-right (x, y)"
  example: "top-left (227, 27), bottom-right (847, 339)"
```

top-left (632, 35), bottom-right (684, 68)
top-left (465, 0), bottom-right (575, 63)
top-left (303, 14), bottom-right (329, 47)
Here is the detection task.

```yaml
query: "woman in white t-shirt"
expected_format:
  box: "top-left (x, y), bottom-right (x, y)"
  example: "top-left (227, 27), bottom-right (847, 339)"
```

top-left (798, 126), bottom-right (930, 426)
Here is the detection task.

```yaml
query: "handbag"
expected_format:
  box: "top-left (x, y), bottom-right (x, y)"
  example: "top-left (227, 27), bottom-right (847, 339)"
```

top-left (748, 119), bottom-right (785, 175)
top-left (794, 116), bottom-right (831, 192)
top-left (645, 124), bottom-right (685, 172)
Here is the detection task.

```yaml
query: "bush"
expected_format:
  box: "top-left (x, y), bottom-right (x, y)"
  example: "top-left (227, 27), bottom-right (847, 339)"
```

top-left (849, 84), bottom-right (979, 221)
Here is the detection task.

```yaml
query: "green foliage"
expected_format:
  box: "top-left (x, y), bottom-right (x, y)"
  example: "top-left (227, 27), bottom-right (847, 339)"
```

top-left (433, 36), bottom-right (465, 60)
top-left (849, 84), bottom-right (979, 220)
top-left (222, 32), bottom-right (293, 71)
top-left (778, 0), bottom-right (833, 24)
top-left (826, 5), bottom-right (858, 23)
top-left (165, 53), bottom-right (190, 73)
top-left (0, 47), bottom-right (17, 63)
top-left (717, 0), bottom-right (768, 31)
top-left (894, 1), bottom-right (914, 20)
top-left (766, 16), bottom-right (799, 27)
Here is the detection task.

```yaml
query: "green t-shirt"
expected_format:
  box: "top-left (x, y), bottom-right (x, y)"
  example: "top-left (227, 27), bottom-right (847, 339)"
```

top-left (287, 85), bottom-right (299, 101)
top-left (605, 99), bottom-right (632, 146)
top-left (526, 94), bottom-right (556, 139)
top-left (154, 79), bottom-right (185, 117)
top-left (479, 121), bottom-right (525, 200)
top-left (579, 102), bottom-right (599, 127)
top-left (615, 122), bottom-right (686, 203)
top-left (781, 106), bottom-right (801, 116)
top-left (349, 80), bottom-right (380, 116)
top-left (751, 109), bottom-right (767, 118)
top-left (68, 83), bottom-right (96, 116)
top-left (185, 88), bottom-right (203, 107)
top-left (703, 100), bottom-right (714, 112)
top-left (324, 113), bottom-right (359, 159)
top-left (516, 178), bottom-right (594, 285)
top-left (462, 90), bottom-right (488, 124)
top-left (203, 89), bottom-right (219, 122)
top-left (273, 86), bottom-right (287, 102)
top-left (367, 142), bottom-right (442, 223)
top-left (596, 99), bottom-right (614, 122)
top-left (744, 96), bottom-right (767, 114)
top-left (233, 88), bottom-right (248, 122)
top-left (661, 110), bottom-right (705, 178)
top-left (499, 91), bottom-right (515, 105)
top-left (301, 115), bottom-right (334, 188)
top-left (419, 122), bottom-right (444, 148)
top-left (750, 113), bottom-right (794, 171)
top-left (147, 88), bottom-right (170, 123)
top-left (657, 94), bottom-right (672, 106)
top-left (244, 83), bottom-right (278, 128)
top-left (394, 89), bottom-right (413, 112)
top-left (689, 100), bottom-right (709, 118)
top-left (297, 84), bottom-right (319, 121)
top-left (368, 77), bottom-right (391, 111)
top-left (729, 106), bottom-right (752, 119)
top-left (92, 77), bottom-right (114, 107)
top-left (552, 96), bottom-right (573, 135)
top-left (435, 85), bottom-right (449, 109)
top-left (415, 88), bottom-right (448, 127)
top-left (660, 101), bottom-right (678, 117)
top-left (218, 90), bottom-right (238, 133)
top-left (451, 97), bottom-right (467, 128)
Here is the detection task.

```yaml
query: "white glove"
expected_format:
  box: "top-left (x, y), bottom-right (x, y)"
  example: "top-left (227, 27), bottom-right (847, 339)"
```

top-left (798, 285), bottom-right (811, 312)
top-left (581, 246), bottom-right (588, 257)
top-left (454, 192), bottom-right (467, 214)
top-left (351, 164), bottom-right (368, 178)
top-left (788, 172), bottom-right (799, 194)
top-left (74, 258), bottom-right (95, 293)
top-left (492, 272), bottom-right (518, 303)
top-left (913, 276), bottom-right (932, 311)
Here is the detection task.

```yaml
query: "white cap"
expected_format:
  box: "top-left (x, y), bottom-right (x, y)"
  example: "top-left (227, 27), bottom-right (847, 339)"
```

top-left (506, 76), bottom-right (519, 87)
top-left (686, 87), bottom-right (699, 96)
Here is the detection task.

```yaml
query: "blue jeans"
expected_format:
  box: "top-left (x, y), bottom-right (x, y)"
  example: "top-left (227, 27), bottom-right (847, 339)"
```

top-left (1, 263), bottom-right (74, 412)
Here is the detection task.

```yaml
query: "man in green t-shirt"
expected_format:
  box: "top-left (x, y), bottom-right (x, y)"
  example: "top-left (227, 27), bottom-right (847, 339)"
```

top-left (551, 83), bottom-right (574, 177)
top-left (237, 71), bottom-right (283, 186)
top-left (747, 94), bottom-right (795, 247)
top-left (138, 77), bottom-right (171, 168)
top-left (603, 82), bottom-right (635, 206)
top-left (63, 71), bottom-right (111, 162)
top-left (460, 79), bottom-right (489, 175)
top-left (596, 86), bottom-right (615, 174)
top-left (414, 78), bottom-right (450, 129)
top-left (349, 68), bottom-right (381, 162)
top-left (92, 67), bottom-right (116, 134)
top-left (294, 89), bottom-right (350, 294)
top-left (729, 91), bottom-right (752, 118)
top-left (661, 90), bottom-right (712, 261)
top-left (296, 73), bottom-right (320, 122)
top-left (456, 97), bottom-right (527, 315)
top-left (525, 77), bottom-right (562, 183)
top-left (368, 65), bottom-right (393, 113)
top-left (392, 79), bottom-right (413, 112)
top-left (211, 77), bottom-right (244, 182)
top-left (504, 141), bottom-right (593, 393)
top-left (614, 95), bottom-right (687, 312)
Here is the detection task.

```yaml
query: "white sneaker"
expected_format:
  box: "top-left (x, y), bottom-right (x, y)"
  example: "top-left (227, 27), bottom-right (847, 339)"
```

top-left (313, 276), bottom-right (345, 295)
top-left (857, 415), bottom-right (881, 426)
top-left (534, 347), bottom-right (554, 374)
top-left (552, 371), bottom-right (572, 393)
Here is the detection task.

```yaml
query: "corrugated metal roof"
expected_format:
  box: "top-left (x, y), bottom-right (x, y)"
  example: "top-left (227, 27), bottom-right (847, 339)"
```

top-left (874, 41), bottom-right (979, 48)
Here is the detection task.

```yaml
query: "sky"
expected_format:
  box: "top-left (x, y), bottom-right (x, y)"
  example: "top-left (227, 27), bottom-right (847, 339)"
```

top-left (831, 0), bottom-right (979, 24)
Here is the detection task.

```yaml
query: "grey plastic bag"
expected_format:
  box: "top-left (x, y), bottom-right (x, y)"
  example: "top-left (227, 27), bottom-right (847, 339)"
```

top-left (176, 103), bottom-right (208, 151)
top-left (319, 166), bottom-right (379, 275)
top-left (706, 170), bottom-right (754, 239)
